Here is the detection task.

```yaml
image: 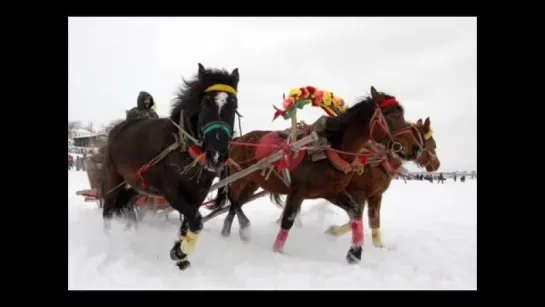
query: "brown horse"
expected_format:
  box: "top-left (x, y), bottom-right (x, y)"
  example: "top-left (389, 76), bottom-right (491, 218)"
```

top-left (211, 117), bottom-right (438, 243)
top-left (209, 86), bottom-right (422, 264)
top-left (320, 117), bottom-right (440, 247)
top-left (102, 63), bottom-right (240, 270)
top-left (277, 116), bottom-right (440, 229)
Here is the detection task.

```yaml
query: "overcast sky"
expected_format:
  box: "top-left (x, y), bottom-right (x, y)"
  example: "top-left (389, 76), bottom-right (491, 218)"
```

top-left (68, 17), bottom-right (476, 172)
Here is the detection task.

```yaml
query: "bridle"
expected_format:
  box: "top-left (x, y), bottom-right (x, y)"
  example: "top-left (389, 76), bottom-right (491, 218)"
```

top-left (368, 98), bottom-right (412, 155)
top-left (409, 124), bottom-right (437, 168)
top-left (391, 123), bottom-right (437, 168)
top-left (171, 83), bottom-right (238, 167)
top-left (367, 99), bottom-right (436, 168)
top-left (197, 84), bottom-right (237, 143)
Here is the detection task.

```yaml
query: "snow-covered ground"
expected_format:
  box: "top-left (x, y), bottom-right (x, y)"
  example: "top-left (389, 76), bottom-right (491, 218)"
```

top-left (68, 170), bottom-right (476, 290)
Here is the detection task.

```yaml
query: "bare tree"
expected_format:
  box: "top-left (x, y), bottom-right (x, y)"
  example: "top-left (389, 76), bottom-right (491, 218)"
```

top-left (68, 121), bottom-right (82, 139)
top-left (104, 119), bottom-right (124, 135)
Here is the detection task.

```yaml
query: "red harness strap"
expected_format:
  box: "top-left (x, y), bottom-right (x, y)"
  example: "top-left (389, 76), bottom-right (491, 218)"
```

top-left (136, 164), bottom-right (151, 189)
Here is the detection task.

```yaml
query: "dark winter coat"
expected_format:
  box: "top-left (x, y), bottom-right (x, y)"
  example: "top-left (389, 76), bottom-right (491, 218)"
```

top-left (126, 91), bottom-right (159, 120)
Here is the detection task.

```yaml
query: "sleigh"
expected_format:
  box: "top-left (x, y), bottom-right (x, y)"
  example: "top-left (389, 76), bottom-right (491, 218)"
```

top-left (74, 132), bottom-right (318, 221)
top-left (75, 154), bottom-right (179, 220)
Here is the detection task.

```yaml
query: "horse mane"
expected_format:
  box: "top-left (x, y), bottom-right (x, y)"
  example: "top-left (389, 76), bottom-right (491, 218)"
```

top-left (324, 92), bottom-right (403, 149)
top-left (169, 68), bottom-right (239, 122)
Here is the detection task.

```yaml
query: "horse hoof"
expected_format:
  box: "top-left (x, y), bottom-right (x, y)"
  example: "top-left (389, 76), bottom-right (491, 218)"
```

top-left (324, 225), bottom-right (338, 236)
top-left (221, 229), bottom-right (231, 237)
top-left (346, 246), bottom-right (362, 264)
top-left (239, 226), bottom-right (251, 242)
top-left (170, 242), bottom-right (185, 261)
top-left (176, 259), bottom-right (191, 270)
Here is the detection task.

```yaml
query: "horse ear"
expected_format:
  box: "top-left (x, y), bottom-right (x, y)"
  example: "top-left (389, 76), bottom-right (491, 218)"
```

top-left (231, 68), bottom-right (240, 83)
top-left (370, 86), bottom-right (385, 104)
top-left (416, 118), bottom-right (423, 125)
top-left (424, 117), bottom-right (431, 130)
top-left (198, 63), bottom-right (206, 79)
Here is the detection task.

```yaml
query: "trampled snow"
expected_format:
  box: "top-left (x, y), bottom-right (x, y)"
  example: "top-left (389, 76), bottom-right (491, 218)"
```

top-left (68, 170), bottom-right (476, 290)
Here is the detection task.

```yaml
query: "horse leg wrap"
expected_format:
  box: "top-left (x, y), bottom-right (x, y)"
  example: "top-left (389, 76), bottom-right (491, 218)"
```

top-left (272, 229), bottom-right (289, 253)
top-left (176, 259), bottom-right (191, 270)
top-left (325, 223), bottom-right (351, 237)
top-left (351, 218), bottom-right (364, 247)
top-left (371, 228), bottom-right (384, 248)
top-left (181, 231), bottom-right (200, 256)
top-left (345, 218), bottom-right (364, 264)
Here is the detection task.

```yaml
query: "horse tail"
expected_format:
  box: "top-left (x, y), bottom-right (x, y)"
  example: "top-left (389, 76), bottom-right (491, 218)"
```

top-left (269, 193), bottom-right (285, 209)
top-left (208, 166), bottom-right (230, 211)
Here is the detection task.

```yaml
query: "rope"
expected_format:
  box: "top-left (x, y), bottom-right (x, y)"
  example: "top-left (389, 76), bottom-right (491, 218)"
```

top-left (227, 158), bottom-right (243, 171)
top-left (229, 140), bottom-right (381, 159)
top-left (105, 140), bottom-right (181, 194)
top-left (169, 119), bottom-right (201, 146)
top-left (237, 112), bottom-right (243, 138)
top-left (105, 122), bottom-right (194, 195)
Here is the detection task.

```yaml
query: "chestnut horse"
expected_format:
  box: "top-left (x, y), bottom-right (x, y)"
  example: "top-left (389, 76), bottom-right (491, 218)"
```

top-left (209, 86), bottom-right (421, 264)
top-left (276, 117), bottom-right (440, 232)
top-left (320, 117), bottom-right (440, 247)
top-left (210, 117), bottom-right (438, 245)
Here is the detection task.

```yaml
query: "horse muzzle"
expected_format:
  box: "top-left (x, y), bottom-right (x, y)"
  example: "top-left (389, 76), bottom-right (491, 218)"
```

top-left (204, 150), bottom-right (228, 173)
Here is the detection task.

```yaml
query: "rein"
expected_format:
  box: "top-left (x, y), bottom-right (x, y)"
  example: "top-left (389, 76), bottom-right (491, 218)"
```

top-left (368, 99), bottom-right (436, 169)
top-left (105, 123), bottom-right (194, 195)
top-left (371, 121), bottom-right (437, 172)
top-left (413, 124), bottom-right (437, 168)
top-left (170, 117), bottom-right (201, 147)
top-left (369, 99), bottom-right (405, 152)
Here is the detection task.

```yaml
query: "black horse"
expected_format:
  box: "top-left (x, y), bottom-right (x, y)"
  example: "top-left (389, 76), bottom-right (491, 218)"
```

top-left (102, 63), bottom-right (240, 270)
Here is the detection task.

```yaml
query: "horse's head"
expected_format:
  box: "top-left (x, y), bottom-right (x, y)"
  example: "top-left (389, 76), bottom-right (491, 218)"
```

top-left (412, 117), bottom-right (440, 172)
top-left (171, 63), bottom-right (240, 173)
top-left (365, 87), bottom-right (443, 164)
top-left (196, 64), bottom-right (240, 171)
top-left (380, 116), bottom-right (440, 174)
top-left (324, 86), bottom-right (424, 157)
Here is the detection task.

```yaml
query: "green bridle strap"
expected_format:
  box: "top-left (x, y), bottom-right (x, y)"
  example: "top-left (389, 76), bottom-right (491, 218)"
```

top-left (202, 122), bottom-right (232, 139)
